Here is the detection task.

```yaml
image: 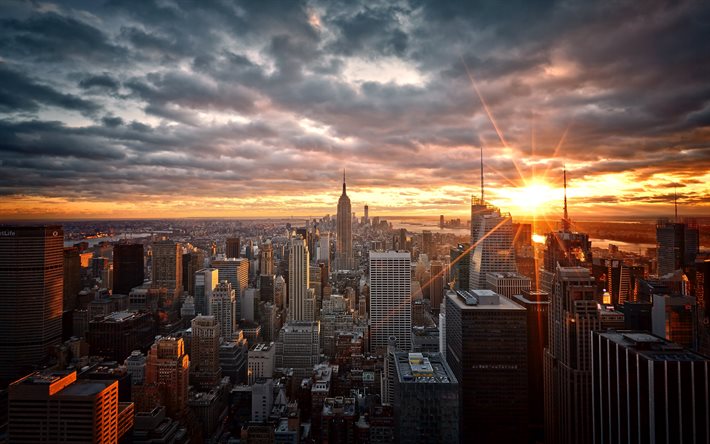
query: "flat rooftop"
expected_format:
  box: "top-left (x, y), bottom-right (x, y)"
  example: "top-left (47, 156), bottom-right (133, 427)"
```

top-left (448, 290), bottom-right (525, 311)
top-left (395, 352), bottom-right (457, 384)
top-left (598, 331), bottom-right (708, 362)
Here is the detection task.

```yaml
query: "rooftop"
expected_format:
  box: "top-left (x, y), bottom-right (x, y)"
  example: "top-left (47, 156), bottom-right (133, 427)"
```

top-left (598, 330), bottom-right (709, 362)
top-left (486, 272), bottom-right (531, 280)
top-left (395, 352), bottom-right (457, 384)
top-left (448, 290), bottom-right (524, 311)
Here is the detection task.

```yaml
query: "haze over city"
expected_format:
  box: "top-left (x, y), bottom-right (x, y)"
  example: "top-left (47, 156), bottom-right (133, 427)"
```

top-left (1, 0), bottom-right (709, 220)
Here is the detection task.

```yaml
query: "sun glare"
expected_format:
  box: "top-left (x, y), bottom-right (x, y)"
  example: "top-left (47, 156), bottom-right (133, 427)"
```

top-left (498, 181), bottom-right (560, 216)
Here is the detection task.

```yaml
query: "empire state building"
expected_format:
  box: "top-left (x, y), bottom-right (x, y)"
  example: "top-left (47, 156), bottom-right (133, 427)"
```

top-left (336, 171), bottom-right (354, 270)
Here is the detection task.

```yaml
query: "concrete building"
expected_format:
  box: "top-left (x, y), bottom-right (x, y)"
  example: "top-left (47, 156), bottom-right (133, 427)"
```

top-left (0, 226), bottom-right (63, 384)
top-left (275, 321), bottom-right (321, 378)
top-left (369, 251), bottom-right (412, 353)
top-left (194, 268), bottom-right (219, 315)
top-left (252, 378), bottom-right (274, 423)
top-left (226, 237), bottom-right (241, 259)
top-left (87, 310), bottom-right (156, 362)
top-left (486, 271), bottom-right (532, 299)
top-left (393, 352), bottom-right (459, 444)
top-left (248, 342), bottom-right (276, 384)
top-left (336, 172), bottom-right (354, 271)
top-left (9, 370), bottom-right (125, 443)
top-left (144, 336), bottom-right (189, 418)
top-left (211, 258), bottom-right (249, 317)
top-left (259, 240), bottom-right (274, 276)
top-left (114, 243), bottom-right (144, 296)
top-left (190, 315), bottom-right (222, 390)
top-left (592, 331), bottom-right (710, 444)
top-left (446, 289), bottom-right (527, 443)
top-left (652, 293), bottom-right (698, 350)
top-left (656, 219), bottom-right (699, 276)
top-left (151, 240), bottom-right (182, 294)
top-left (211, 280), bottom-right (236, 340)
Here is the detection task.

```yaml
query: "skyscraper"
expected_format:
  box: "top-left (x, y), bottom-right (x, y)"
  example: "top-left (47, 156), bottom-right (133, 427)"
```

top-left (9, 370), bottom-right (124, 443)
top-left (544, 266), bottom-right (600, 444)
top-left (592, 331), bottom-right (710, 444)
top-left (445, 289), bottom-right (527, 443)
top-left (429, 260), bottom-right (445, 312)
top-left (190, 315), bottom-right (222, 390)
top-left (113, 243), bottom-right (144, 295)
top-left (181, 250), bottom-right (204, 296)
top-left (422, 230), bottom-right (433, 258)
top-left (211, 258), bottom-right (249, 316)
top-left (288, 235), bottom-right (310, 321)
top-left (211, 280), bottom-right (236, 339)
top-left (656, 219), bottom-right (700, 276)
top-left (364, 204), bottom-right (369, 225)
top-left (194, 267), bottom-right (219, 315)
top-left (393, 352), bottom-right (459, 443)
top-left (468, 198), bottom-right (517, 290)
top-left (336, 171), bottom-right (353, 270)
top-left (62, 246), bottom-right (81, 312)
top-left (151, 240), bottom-right (182, 294)
top-left (0, 226), bottom-right (63, 384)
top-left (275, 321), bottom-right (321, 378)
top-left (226, 237), bottom-right (241, 259)
top-left (369, 251), bottom-right (412, 353)
top-left (144, 336), bottom-right (189, 419)
top-left (259, 240), bottom-right (274, 276)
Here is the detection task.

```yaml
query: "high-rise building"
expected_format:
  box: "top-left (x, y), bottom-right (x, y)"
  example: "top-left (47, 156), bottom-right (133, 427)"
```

top-left (422, 230), bottom-right (433, 258)
top-left (318, 233), bottom-right (330, 264)
top-left (194, 267), bottom-right (218, 315)
top-left (63, 247), bottom-right (81, 311)
top-left (226, 237), bottom-right (241, 259)
top-left (211, 258), bottom-right (248, 317)
top-left (259, 274), bottom-right (276, 305)
top-left (144, 336), bottom-right (189, 419)
top-left (211, 281), bottom-right (236, 340)
top-left (486, 271), bottom-right (531, 299)
top-left (125, 350), bottom-right (147, 385)
top-left (259, 240), bottom-right (274, 276)
top-left (248, 342), bottom-right (275, 384)
top-left (336, 172), bottom-right (354, 270)
top-left (181, 250), bottom-right (204, 296)
top-left (288, 236), bottom-right (310, 321)
top-left (445, 289), bottom-right (527, 443)
top-left (696, 258), bottom-right (710, 356)
top-left (151, 240), bottom-right (182, 293)
top-left (544, 266), bottom-right (600, 444)
top-left (592, 331), bottom-right (710, 444)
top-left (275, 321), bottom-right (320, 378)
top-left (393, 352), bottom-right (459, 444)
top-left (364, 204), bottom-right (369, 225)
top-left (468, 199), bottom-right (517, 290)
top-left (652, 293), bottom-right (698, 350)
top-left (450, 243), bottom-right (470, 290)
top-left (252, 378), bottom-right (274, 422)
top-left (9, 370), bottom-right (124, 443)
top-left (513, 290), bottom-right (550, 443)
top-left (191, 315), bottom-right (222, 390)
top-left (397, 228), bottom-right (408, 252)
top-left (114, 243), bottom-right (144, 295)
top-left (369, 251), bottom-right (412, 353)
top-left (429, 260), bottom-right (445, 312)
top-left (656, 219), bottom-right (700, 276)
top-left (0, 226), bottom-right (63, 384)
top-left (87, 310), bottom-right (156, 362)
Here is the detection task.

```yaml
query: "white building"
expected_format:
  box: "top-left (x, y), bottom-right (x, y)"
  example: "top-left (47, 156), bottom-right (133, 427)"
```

top-left (369, 251), bottom-right (412, 353)
top-left (248, 342), bottom-right (275, 384)
top-left (469, 200), bottom-right (517, 290)
top-left (486, 272), bottom-right (531, 299)
top-left (211, 281), bottom-right (236, 340)
top-left (194, 268), bottom-right (219, 315)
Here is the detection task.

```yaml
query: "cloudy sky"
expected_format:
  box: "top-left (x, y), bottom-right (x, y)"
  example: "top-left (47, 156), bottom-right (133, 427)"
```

top-left (1, 0), bottom-right (709, 220)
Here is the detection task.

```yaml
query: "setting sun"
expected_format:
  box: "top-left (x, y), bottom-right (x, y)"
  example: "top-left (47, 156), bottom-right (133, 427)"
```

top-left (497, 182), bottom-right (561, 216)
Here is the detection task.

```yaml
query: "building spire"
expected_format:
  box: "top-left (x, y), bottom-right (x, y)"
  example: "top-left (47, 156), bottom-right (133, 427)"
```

top-left (342, 168), bottom-right (346, 194)
top-left (480, 145), bottom-right (484, 203)
top-left (562, 166), bottom-right (570, 231)
top-left (674, 186), bottom-right (678, 222)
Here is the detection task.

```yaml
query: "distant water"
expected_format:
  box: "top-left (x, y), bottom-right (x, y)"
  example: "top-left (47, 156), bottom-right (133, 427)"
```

top-left (64, 233), bottom-right (152, 248)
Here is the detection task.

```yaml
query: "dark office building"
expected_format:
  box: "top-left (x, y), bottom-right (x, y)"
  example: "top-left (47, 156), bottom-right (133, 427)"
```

top-left (393, 352), bottom-right (459, 444)
top-left (87, 311), bottom-right (156, 362)
top-left (592, 331), bottom-right (710, 444)
top-left (696, 259), bottom-right (710, 356)
top-left (449, 243), bottom-right (470, 291)
top-left (544, 266), bottom-right (610, 444)
top-left (592, 258), bottom-right (645, 307)
top-left (113, 243), bottom-right (144, 295)
top-left (656, 219), bottom-right (700, 277)
top-left (63, 247), bottom-right (81, 312)
top-left (259, 274), bottom-right (276, 304)
top-left (623, 301), bottom-right (653, 331)
top-left (181, 250), bottom-right (205, 296)
top-left (445, 289), bottom-right (527, 443)
top-left (513, 290), bottom-right (550, 443)
top-left (226, 237), bottom-right (241, 259)
top-left (0, 226), bottom-right (63, 385)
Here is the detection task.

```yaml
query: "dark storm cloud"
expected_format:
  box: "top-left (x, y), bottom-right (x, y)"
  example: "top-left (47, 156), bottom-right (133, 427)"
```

top-left (0, 0), bottom-right (708, 212)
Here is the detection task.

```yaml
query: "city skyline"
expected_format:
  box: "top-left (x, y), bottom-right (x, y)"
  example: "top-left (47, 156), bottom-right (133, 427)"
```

top-left (2, 1), bottom-right (710, 220)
